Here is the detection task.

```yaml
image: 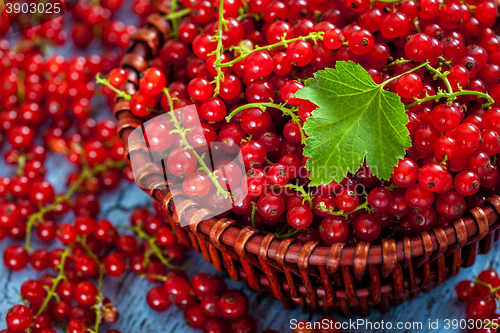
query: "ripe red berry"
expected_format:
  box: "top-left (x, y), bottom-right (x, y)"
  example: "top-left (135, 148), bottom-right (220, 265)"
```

top-left (353, 213), bottom-right (381, 242)
top-left (129, 91), bottom-right (155, 117)
top-left (219, 291), bottom-right (247, 320)
top-left (21, 280), bottom-right (45, 304)
top-left (349, 29), bottom-right (374, 56)
top-left (396, 73), bottom-right (422, 99)
top-left (75, 281), bottom-right (98, 306)
top-left (140, 67), bottom-right (166, 96)
top-left (324, 28), bottom-right (345, 50)
top-left (418, 163), bottom-right (449, 192)
top-left (454, 171), bottom-right (480, 196)
top-left (3, 245), bottom-right (29, 271)
top-left (319, 216), bottom-right (349, 244)
top-left (405, 33), bottom-right (433, 62)
top-left (6, 305), bottom-right (33, 332)
top-left (108, 68), bottom-right (127, 88)
top-left (455, 280), bottom-right (476, 302)
top-left (287, 205), bottom-right (313, 229)
top-left (380, 12), bottom-right (410, 39)
top-left (146, 286), bottom-right (172, 312)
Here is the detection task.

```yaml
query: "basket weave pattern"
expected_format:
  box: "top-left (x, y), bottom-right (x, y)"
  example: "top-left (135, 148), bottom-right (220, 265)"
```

top-left (114, 10), bottom-right (500, 315)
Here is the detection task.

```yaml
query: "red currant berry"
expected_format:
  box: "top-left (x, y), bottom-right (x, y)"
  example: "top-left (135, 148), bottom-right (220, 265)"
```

top-left (219, 291), bottom-right (247, 320)
top-left (6, 305), bottom-right (33, 332)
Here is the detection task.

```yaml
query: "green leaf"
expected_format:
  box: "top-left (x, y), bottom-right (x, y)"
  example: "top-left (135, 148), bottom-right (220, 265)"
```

top-left (293, 61), bottom-right (411, 186)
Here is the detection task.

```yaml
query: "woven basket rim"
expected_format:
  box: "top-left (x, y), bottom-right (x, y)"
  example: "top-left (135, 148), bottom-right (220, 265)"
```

top-left (164, 194), bottom-right (500, 268)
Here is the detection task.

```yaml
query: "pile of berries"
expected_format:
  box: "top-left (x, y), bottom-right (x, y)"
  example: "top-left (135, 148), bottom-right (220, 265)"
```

top-left (1, 0), bottom-right (500, 330)
top-left (2, 199), bottom-right (284, 332)
top-left (456, 269), bottom-right (500, 333)
top-left (102, 0), bottom-right (500, 248)
top-left (147, 269), bottom-right (275, 332)
top-left (1, 0), bottom-right (279, 332)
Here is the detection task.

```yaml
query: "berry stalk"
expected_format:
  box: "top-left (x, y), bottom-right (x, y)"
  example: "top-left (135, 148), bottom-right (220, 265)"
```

top-left (163, 88), bottom-right (232, 200)
top-left (322, 199), bottom-right (370, 219)
top-left (217, 32), bottom-right (324, 69)
top-left (381, 58), bottom-right (413, 70)
top-left (24, 154), bottom-right (126, 252)
top-left (225, 102), bottom-right (305, 143)
top-left (250, 203), bottom-right (257, 229)
top-left (16, 69), bottom-right (25, 105)
top-left (405, 63), bottom-right (495, 108)
top-left (165, 0), bottom-right (190, 37)
top-left (129, 224), bottom-right (189, 270)
top-left (425, 63), bottom-right (454, 95)
top-left (276, 227), bottom-right (305, 240)
top-left (209, 0), bottom-right (227, 97)
top-left (34, 246), bottom-right (73, 318)
top-left (95, 74), bottom-right (131, 100)
top-left (80, 236), bottom-right (105, 333)
top-left (380, 61), bottom-right (431, 88)
top-left (405, 89), bottom-right (495, 109)
top-left (279, 184), bottom-right (313, 209)
top-left (164, 8), bottom-right (190, 20)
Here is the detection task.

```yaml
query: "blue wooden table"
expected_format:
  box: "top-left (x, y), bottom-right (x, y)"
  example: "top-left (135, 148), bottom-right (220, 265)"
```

top-left (1, 146), bottom-right (498, 333)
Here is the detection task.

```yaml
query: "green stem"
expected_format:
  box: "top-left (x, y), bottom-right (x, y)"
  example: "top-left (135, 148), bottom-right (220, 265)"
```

top-left (218, 32), bottom-right (324, 69)
top-left (438, 56), bottom-right (452, 69)
top-left (381, 58), bottom-right (413, 70)
top-left (380, 62), bottom-right (430, 89)
top-left (276, 227), bottom-right (307, 240)
top-left (17, 69), bottom-right (25, 105)
top-left (15, 153), bottom-right (26, 176)
top-left (412, 18), bottom-right (421, 33)
top-left (163, 88), bottom-right (232, 200)
top-left (405, 89), bottom-right (494, 109)
top-left (279, 184), bottom-right (313, 209)
top-left (209, 0), bottom-right (227, 97)
top-left (25, 165), bottom-right (90, 252)
top-left (439, 155), bottom-right (449, 167)
top-left (250, 204), bottom-right (257, 229)
top-left (225, 102), bottom-right (306, 144)
top-left (383, 62), bottom-right (496, 108)
top-left (95, 73), bottom-right (131, 100)
top-left (165, 7), bottom-right (190, 20)
top-left (80, 236), bottom-right (104, 333)
top-left (168, 0), bottom-right (180, 37)
top-left (139, 273), bottom-right (168, 281)
top-left (130, 224), bottom-right (189, 270)
top-left (225, 103), bottom-right (291, 121)
top-left (35, 246), bottom-right (72, 318)
top-left (324, 199), bottom-right (370, 218)
top-left (236, 12), bottom-right (260, 21)
top-left (425, 63), bottom-right (454, 95)
top-left (474, 278), bottom-right (498, 294)
top-left (25, 155), bottom-right (126, 252)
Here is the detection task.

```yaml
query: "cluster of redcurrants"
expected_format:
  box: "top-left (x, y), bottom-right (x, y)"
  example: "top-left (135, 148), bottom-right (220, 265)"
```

top-left (0, 114), bottom-right (133, 244)
top-left (2, 199), bottom-right (282, 333)
top-left (106, 0), bottom-right (499, 247)
top-left (0, 0), bottom-right (149, 243)
top-left (147, 270), bottom-right (281, 333)
top-left (0, 0), bottom-right (137, 51)
top-left (455, 269), bottom-right (500, 333)
top-left (1, 203), bottom-right (184, 332)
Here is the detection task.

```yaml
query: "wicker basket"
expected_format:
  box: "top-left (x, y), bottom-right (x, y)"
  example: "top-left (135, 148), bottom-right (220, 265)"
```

top-left (113, 10), bottom-right (500, 316)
